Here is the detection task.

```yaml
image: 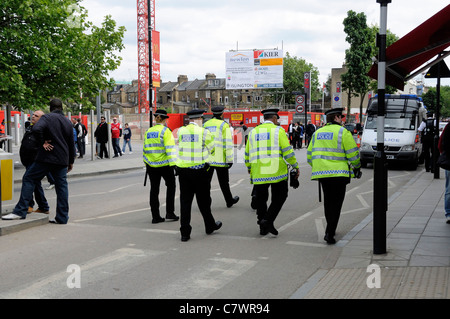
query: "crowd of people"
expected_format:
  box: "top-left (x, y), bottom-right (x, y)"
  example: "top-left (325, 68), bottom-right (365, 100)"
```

top-left (3, 102), bottom-right (448, 243)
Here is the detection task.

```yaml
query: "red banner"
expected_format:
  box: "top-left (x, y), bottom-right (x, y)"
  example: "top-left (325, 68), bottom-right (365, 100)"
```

top-left (152, 30), bottom-right (160, 88)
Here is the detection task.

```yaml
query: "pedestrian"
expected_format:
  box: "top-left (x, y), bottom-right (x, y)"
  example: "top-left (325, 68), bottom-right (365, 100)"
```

top-left (143, 110), bottom-right (179, 224)
top-left (305, 120), bottom-right (316, 147)
top-left (19, 110), bottom-right (50, 215)
top-left (307, 108), bottom-right (361, 244)
top-left (111, 117), bottom-right (122, 157)
top-left (94, 116), bottom-right (108, 159)
top-left (288, 121), bottom-right (294, 146)
top-left (438, 122), bottom-right (450, 224)
top-left (204, 106), bottom-right (239, 208)
top-left (122, 123), bottom-right (132, 154)
top-left (245, 108), bottom-right (299, 236)
top-left (418, 112), bottom-right (436, 172)
top-left (237, 121), bottom-right (248, 150)
top-left (176, 109), bottom-right (222, 242)
top-left (72, 121), bottom-right (78, 160)
top-left (45, 173), bottom-right (55, 190)
top-left (2, 99), bottom-right (75, 223)
top-left (76, 118), bottom-right (87, 158)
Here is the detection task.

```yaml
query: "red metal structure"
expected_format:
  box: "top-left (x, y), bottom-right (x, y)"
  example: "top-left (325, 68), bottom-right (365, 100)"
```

top-left (136, 0), bottom-right (156, 114)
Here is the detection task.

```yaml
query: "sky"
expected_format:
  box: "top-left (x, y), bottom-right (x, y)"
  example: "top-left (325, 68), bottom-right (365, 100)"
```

top-left (79, 0), bottom-right (450, 88)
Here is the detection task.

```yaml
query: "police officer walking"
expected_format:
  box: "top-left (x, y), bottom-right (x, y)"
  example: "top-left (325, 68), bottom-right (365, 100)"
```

top-left (177, 109), bottom-right (222, 242)
top-left (143, 109), bottom-right (179, 224)
top-left (204, 106), bottom-right (239, 208)
top-left (245, 108), bottom-right (299, 236)
top-left (307, 108), bottom-right (361, 244)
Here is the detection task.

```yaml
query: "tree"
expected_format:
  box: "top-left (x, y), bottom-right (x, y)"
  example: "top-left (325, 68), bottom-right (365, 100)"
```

top-left (342, 10), bottom-right (372, 121)
top-left (422, 86), bottom-right (450, 117)
top-left (0, 0), bottom-right (126, 111)
top-left (266, 52), bottom-right (319, 105)
top-left (367, 24), bottom-right (399, 94)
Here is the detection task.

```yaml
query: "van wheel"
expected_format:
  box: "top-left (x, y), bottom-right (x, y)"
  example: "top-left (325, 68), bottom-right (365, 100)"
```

top-left (360, 160), bottom-right (367, 168)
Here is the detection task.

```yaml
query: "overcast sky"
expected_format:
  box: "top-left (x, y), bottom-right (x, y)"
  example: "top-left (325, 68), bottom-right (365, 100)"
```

top-left (80, 0), bottom-right (450, 87)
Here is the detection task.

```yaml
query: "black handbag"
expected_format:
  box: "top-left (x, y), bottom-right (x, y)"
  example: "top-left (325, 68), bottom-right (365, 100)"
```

top-left (437, 151), bottom-right (450, 170)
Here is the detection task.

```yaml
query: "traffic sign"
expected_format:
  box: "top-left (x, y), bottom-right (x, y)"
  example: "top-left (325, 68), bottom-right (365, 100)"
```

top-left (295, 94), bottom-right (305, 113)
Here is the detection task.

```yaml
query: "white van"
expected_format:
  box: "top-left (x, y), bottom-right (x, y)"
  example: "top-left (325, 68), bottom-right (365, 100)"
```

top-left (359, 94), bottom-right (425, 169)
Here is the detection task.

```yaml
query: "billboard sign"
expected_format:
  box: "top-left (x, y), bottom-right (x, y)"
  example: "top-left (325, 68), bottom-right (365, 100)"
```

top-left (226, 49), bottom-right (283, 90)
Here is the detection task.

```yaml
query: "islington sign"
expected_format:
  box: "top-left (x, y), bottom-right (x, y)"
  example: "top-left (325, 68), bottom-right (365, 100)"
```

top-left (225, 49), bottom-right (283, 90)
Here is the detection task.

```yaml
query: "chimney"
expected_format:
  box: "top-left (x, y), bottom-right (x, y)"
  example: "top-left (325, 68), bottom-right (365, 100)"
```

top-left (177, 75), bottom-right (188, 84)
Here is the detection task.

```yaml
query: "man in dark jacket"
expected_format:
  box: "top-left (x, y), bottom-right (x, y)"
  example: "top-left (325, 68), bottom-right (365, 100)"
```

top-left (94, 116), bottom-right (109, 159)
top-left (2, 99), bottom-right (75, 223)
top-left (19, 110), bottom-right (50, 214)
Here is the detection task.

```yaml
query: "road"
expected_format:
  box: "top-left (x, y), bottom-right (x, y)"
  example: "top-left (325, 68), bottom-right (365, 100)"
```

top-left (0, 148), bottom-right (423, 299)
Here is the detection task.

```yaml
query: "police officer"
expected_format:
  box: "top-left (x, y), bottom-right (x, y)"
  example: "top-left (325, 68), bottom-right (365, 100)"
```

top-left (177, 109), bottom-right (222, 242)
top-left (204, 106), bottom-right (239, 208)
top-left (143, 109), bottom-right (179, 224)
top-left (307, 108), bottom-right (361, 244)
top-left (245, 108), bottom-right (299, 236)
top-left (418, 112), bottom-right (436, 172)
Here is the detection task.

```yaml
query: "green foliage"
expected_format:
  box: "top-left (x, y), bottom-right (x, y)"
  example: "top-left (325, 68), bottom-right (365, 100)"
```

top-left (422, 86), bottom-right (450, 117)
top-left (0, 0), bottom-right (125, 111)
top-left (266, 52), bottom-right (320, 105)
top-left (367, 24), bottom-right (399, 94)
top-left (341, 11), bottom-right (372, 112)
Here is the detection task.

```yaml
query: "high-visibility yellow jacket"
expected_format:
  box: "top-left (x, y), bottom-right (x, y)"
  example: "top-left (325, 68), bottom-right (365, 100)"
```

top-left (177, 122), bottom-right (214, 168)
top-left (143, 124), bottom-right (177, 167)
top-left (203, 118), bottom-right (233, 167)
top-left (245, 121), bottom-right (299, 184)
top-left (307, 123), bottom-right (361, 179)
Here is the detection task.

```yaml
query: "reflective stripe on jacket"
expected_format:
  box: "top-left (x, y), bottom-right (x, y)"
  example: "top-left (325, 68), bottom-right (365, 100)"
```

top-left (177, 123), bottom-right (214, 168)
top-left (203, 118), bottom-right (233, 167)
top-left (143, 124), bottom-right (177, 167)
top-left (244, 122), bottom-right (299, 184)
top-left (307, 123), bottom-right (361, 179)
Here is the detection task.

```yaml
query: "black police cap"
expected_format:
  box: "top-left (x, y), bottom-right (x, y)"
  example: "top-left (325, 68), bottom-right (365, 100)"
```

top-left (187, 109), bottom-right (205, 119)
top-left (261, 108), bottom-right (280, 118)
top-left (211, 106), bottom-right (225, 114)
top-left (325, 108), bottom-right (344, 116)
top-left (154, 109), bottom-right (169, 119)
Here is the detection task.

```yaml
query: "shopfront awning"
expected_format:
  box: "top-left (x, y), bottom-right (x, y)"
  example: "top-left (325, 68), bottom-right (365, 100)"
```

top-left (368, 4), bottom-right (450, 90)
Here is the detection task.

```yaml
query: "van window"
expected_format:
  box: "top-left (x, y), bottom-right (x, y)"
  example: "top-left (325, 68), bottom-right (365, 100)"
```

top-left (365, 113), bottom-right (416, 130)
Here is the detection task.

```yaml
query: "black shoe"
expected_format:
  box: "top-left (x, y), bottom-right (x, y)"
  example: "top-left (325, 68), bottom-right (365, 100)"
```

top-left (113, 155), bottom-right (118, 158)
top-left (152, 217), bottom-right (165, 224)
top-left (165, 213), bottom-right (179, 221)
top-left (206, 221), bottom-right (222, 234)
top-left (324, 234), bottom-right (336, 244)
top-left (49, 219), bottom-right (65, 224)
top-left (260, 219), bottom-right (278, 235)
top-left (227, 196), bottom-right (240, 208)
top-left (181, 235), bottom-right (190, 242)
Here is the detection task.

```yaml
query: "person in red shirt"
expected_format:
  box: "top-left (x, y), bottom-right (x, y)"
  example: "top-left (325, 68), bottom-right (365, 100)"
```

top-left (111, 117), bottom-right (123, 157)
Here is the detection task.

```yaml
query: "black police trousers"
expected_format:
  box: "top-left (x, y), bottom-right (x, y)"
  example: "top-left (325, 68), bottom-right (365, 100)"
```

top-left (178, 167), bottom-right (217, 237)
top-left (253, 180), bottom-right (288, 224)
top-left (319, 177), bottom-right (350, 237)
top-left (147, 165), bottom-right (176, 219)
top-left (206, 166), bottom-right (234, 206)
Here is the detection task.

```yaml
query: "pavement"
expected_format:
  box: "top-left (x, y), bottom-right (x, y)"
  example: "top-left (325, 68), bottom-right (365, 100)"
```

top-left (1, 139), bottom-right (449, 299)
